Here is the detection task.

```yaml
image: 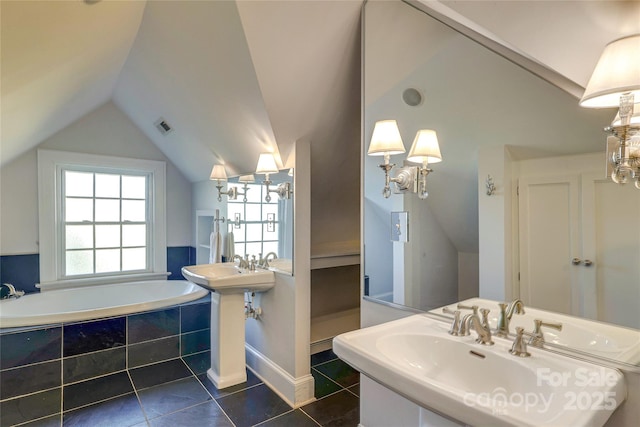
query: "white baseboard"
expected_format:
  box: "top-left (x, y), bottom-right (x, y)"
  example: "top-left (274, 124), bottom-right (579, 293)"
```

top-left (245, 343), bottom-right (315, 408)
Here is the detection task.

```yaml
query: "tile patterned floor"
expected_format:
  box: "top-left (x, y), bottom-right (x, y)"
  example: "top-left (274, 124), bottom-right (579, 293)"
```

top-left (17, 349), bottom-right (359, 427)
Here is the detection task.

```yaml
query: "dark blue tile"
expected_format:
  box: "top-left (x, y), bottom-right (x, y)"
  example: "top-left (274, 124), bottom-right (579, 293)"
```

top-left (129, 359), bottom-right (192, 390)
top-left (182, 351), bottom-right (210, 375)
top-left (348, 383), bottom-right (360, 397)
top-left (149, 401), bottom-right (232, 427)
top-left (188, 247), bottom-right (197, 265)
top-left (167, 246), bottom-right (191, 281)
top-left (197, 369), bottom-right (262, 399)
top-left (0, 388), bottom-right (61, 427)
top-left (0, 327), bottom-right (61, 369)
top-left (301, 389), bottom-right (359, 427)
top-left (20, 414), bottom-right (61, 427)
top-left (311, 349), bottom-right (338, 367)
top-left (63, 347), bottom-right (126, 384)
top-left (314, 358), bottom-right (360, 388)
top-left (256, 409), bottom-right (318, 427)
top-left (180, 302), bottom-right (210, 333)
top-left (128, 308), bottom-right (179, 344)
top-left (311, 368), bottom-right (342, 399)
top-left (63, 393), bottom-right (146, 427)
top-left (180, 329), bottom-right (210, 356)
top-left (0, 253), bottom-right (40, 294)
top-left (63, 317), bottom-right (125, 357)
top-left (63, 371), bottom-right (133, 411)
top-left (128, 336), bottom-right (180, 368)
top-left (137, 377), bottom-right (211, 419)
top-left (216, 383), bottom-right (291, 427)
top-left (0, 359), bottom-right (61, 400)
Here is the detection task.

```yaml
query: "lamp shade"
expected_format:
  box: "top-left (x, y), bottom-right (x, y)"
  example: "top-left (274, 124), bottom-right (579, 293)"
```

top-left (238, 174), bottom-right (255, 183)
top-left (580, 35), bottom-right (640, 108)
top-left (210, 164), bottom-right (228, 181)
top-left (407, 129), bottom-right (442, 164)
top-left (367, 120), bottom-right (406, 156)
top-left (256, 153), bottom-right (279, 175)
top-left (612, 103), bottom-right (640, 126)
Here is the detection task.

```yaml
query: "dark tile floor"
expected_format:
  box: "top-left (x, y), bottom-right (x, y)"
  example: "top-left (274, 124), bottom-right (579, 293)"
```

top-left (19, 349), bottom-right (359, 427)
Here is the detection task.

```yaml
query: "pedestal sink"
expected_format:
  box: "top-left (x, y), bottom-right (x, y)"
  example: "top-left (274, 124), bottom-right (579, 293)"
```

top-left (334, 314), bottom-right (626, 426)
top-left (182, 263), bottom-right (275, 389)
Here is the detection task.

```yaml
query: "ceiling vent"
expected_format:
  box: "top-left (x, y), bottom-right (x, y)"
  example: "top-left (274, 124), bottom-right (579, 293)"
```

top-left (155, 118), bottom-right (174, 136)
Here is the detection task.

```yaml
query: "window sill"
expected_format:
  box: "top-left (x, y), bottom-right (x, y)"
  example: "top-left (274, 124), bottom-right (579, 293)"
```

top-left (37, 272), bottom-right (171, 292)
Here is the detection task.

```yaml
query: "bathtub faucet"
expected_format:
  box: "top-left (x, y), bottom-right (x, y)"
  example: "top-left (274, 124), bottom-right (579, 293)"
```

top-left (1, 283), bottom-right (25, 299)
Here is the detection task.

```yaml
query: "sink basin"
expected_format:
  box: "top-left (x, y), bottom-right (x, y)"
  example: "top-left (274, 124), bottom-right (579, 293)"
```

top-left (181, 263), bottom-right (275, 293)
top-left (267, 258), bottom-right (292, 274)
top-left (437, 298), bottom-right (640, 363)
top-left (334, 314), bottom-right (626, 427)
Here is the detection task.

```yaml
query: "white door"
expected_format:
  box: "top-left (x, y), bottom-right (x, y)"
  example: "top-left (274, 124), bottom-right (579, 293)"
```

top-left (518, 175), bottom-right (581, 315)
top-left (581, 173), bottom-right (640, 329)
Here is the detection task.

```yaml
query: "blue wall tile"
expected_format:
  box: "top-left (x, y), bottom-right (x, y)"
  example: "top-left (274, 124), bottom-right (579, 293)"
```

top-left (0, 327), bottom-right (61, 370)
top-left (0, 388), bottom-right (61, 426)
top-left (64, 318), bottom-right (126, 357)
top-left (167, 246), bottom-right (191, 281)
top-left (0, 254), bottom-right (39, 294)
top-left (180, 303), bottom-right (211, 333)
top-left (128, 308), bottom-right (179, 344)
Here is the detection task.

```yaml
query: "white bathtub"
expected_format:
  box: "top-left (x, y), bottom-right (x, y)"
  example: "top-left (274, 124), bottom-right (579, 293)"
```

top-left (0, 280), bottom-right (208, 328)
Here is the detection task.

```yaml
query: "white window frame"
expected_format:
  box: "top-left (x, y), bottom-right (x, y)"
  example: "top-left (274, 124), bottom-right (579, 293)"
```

top-left (37, 149), bottom-right (168, 291)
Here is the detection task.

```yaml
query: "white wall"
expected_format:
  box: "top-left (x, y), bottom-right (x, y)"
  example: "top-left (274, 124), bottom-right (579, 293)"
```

top-left (0, 102), bottom-right (192, 255)
top-left (458, 251), bottom-right (479, 300)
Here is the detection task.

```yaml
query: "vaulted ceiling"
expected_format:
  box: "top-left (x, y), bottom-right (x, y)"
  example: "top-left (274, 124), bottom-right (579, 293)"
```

top-left (2, 0), bottom-right (638, 182)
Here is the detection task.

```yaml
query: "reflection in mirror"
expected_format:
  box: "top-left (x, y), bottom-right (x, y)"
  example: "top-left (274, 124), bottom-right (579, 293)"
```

top-left (363, 0), bottom-right (639, 366)
top-left (227, 170), bottom-right (293, 275)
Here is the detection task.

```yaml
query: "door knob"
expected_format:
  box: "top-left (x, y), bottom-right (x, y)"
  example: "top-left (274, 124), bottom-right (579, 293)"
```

top-left (583, 260), bottom-right (593, 267)
top-left (571, 258), bottom-right (582, 265)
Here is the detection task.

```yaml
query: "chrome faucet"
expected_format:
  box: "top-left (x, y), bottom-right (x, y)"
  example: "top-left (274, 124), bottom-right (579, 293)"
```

top-left (464, 308), bottom-right (494, 345)
top-left (262, 252), bottom-right (278, 268)
top-left (0, 283), bottom-right (25, 299)
top-left (528, 319), bottom-right (563, 348)
top-left (233, 254), bottom-right (249, 270)
top-left (496, 299), bottom-right (525, 338)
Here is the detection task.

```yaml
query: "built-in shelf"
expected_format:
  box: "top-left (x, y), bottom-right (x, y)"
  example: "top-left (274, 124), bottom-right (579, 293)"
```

top-left (310, 307), bottom-right (360, 354)
top-left (310, 240), bottom-right (360, 270)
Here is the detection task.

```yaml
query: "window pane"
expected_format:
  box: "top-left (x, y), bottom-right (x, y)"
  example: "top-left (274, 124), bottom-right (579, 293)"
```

top-left (66, 225), bottom-right (93, 249)
top-left (245, 184), bottom-right (262, 203)
top-left (264, 223), bottom-right (278, 236)
top-left (122, 176), bottom-right (146, 199)
top-left (65, 198), bottom-right (93, 222)
top-left (95, 225), bottom-right (120, 248)
top-left (95, 174), bottom-right (120, 198)
top-left (95, 199), bottom-right (120, 222)
top-left (65, 171), bottom-right (93, 197)
top-left (96, 249), bottom-right (121, 273)
top-left (227, 204), bottom-right (244, 223)
top-left (245, 242), bottom-right (262, 256)
top-left (122, 248), bottom-right (146, 271)
top-left (122, 224), bottom-right (146, 247)
top-left (233, 243), bottom-right (245, 258)
top-left (122, 200), bottom-right (145, 222)
top-left (262, 204), bottom-right (277, 219)
top-left (245, 204), bottom-right (261, 222)
top-left (262, 241), bottom-right (279, 255)
top-left (66, 250), bottom-right (93, 276)
top-left (246, 224), bottom-right (262, 242)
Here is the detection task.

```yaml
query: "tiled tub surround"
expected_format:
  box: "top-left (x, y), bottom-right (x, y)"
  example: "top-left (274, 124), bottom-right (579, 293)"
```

top-left (0, 298), bottom-right (211, 427)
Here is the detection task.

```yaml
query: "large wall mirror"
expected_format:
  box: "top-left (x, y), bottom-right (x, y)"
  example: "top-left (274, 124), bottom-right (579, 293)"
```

top-left (227, 170), bottom-right (294, 274)
top-left (363, 0), bottom-right (639, 366)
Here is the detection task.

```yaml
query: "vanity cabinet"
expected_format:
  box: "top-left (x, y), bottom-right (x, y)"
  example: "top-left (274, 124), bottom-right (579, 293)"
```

top-left (517, 154), bottom-right (640, 328)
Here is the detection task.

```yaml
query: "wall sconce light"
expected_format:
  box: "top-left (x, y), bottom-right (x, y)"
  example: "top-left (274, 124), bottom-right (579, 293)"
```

top-left (367, 120), bottom-right (442, 198)
top-left (255, 153), bottom-right (292, 202)
top-left (235, 174), bottom-right (255, 202)
top-left (580, 34), bottom-right (640, 189)
top-left (210, 165), bottom-right (238, 202)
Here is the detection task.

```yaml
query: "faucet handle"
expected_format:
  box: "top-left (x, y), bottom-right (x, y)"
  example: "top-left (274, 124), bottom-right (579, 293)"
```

top-left (457, 304), bottom-right (478, 314)
top-left (528, 319), bottom-right (563, 347)
top-left (509, 327), bottom-right (531, 357)
top-left (442, 308), bottom-right (462, 336)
